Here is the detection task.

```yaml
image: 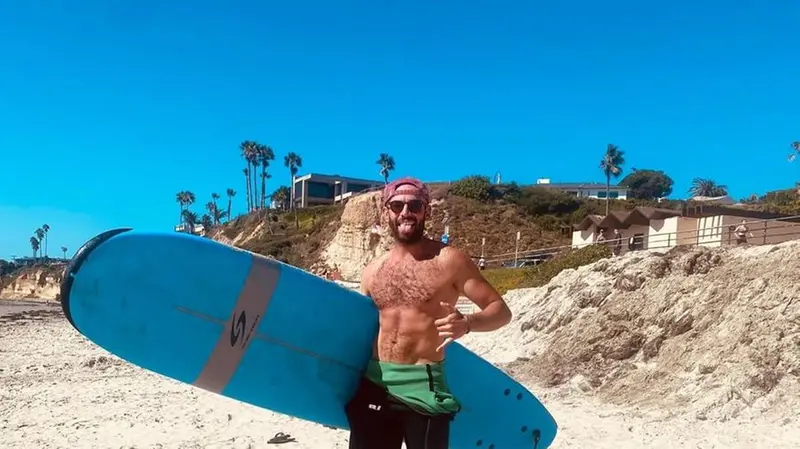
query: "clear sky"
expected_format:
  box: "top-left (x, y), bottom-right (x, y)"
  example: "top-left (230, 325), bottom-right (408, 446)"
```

top-left (1, 0), bottom-right (799, 260)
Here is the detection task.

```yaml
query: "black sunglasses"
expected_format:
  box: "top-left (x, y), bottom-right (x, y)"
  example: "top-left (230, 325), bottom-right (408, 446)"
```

top-left (387, 199), bottom-right (425, 214)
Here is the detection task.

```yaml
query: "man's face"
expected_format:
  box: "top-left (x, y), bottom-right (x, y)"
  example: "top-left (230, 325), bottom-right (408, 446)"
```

top-left (385, 191), bottom-right (428, 244)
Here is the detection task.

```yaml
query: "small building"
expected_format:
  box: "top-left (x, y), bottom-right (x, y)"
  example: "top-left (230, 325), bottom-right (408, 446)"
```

top-left (535, 178), bottom-right (628, 200)
top-left (174, 223), bottom-right (205, 234)
top-left (292, 173), bottom-right (384, 208)
top-left (572, 204), bottom-right (800, 252)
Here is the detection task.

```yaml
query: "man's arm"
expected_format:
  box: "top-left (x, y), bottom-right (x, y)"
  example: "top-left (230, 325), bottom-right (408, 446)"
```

top-left (447, 248), bottom-right (511, 332)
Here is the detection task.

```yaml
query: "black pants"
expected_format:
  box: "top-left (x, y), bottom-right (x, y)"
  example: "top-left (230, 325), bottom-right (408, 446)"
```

top-left (345, 378), bottom-right (453, 449)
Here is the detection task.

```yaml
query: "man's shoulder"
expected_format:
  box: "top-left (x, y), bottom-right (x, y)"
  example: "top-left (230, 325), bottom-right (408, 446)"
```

top-left (363, 252), bottom-right (390, 277)
top-left (437, 244), bottom-right (472, 267)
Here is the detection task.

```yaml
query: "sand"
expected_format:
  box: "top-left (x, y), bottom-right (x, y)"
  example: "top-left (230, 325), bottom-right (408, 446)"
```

top-left (1, 301), bottom-right (796, 449)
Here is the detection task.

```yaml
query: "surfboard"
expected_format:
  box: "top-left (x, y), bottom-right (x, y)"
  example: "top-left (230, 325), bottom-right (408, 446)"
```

top-left (60, 228), bottom-right (558, 448)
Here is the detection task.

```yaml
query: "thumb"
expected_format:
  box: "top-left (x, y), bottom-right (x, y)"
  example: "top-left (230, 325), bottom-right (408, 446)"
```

top-left (440, 301), bottom-right (455, 311)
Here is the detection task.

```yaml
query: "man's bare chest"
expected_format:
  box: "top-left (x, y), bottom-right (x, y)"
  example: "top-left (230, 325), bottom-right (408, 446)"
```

top-left (369, 260), bottom-right (449, 309)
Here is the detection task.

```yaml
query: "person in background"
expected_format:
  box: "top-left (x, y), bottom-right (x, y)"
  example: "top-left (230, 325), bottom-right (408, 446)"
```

top-left (611, 229), bottom-right (623, 256)
top-left (734, 219), bottom-right (754, 245)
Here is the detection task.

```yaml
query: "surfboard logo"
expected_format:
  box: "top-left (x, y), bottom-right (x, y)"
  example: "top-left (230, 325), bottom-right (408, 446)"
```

top-left (230, 310), bottom-right (248, 347)
top-left (230, 310), bottom-right (260, 349)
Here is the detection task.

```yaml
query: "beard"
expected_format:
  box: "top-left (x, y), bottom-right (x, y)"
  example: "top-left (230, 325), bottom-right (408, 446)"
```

top-left (388, 216), bottom-right (425, 244)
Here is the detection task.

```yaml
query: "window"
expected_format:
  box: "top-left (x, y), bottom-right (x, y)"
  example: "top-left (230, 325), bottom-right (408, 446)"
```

top-left (596, 191), bottom-right (619, 199)
top-left (307, 181), bottom-right (335, 199)
top-left (346, 182), bottom-right (371, 193)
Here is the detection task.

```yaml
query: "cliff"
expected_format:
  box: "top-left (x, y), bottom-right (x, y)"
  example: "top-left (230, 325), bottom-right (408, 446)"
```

top-left (460, 241), bottom-right (800, 422)
top-left (0, 266), bottom-right (64, 301)
top-left (318, 191), bottom-right (391, 281)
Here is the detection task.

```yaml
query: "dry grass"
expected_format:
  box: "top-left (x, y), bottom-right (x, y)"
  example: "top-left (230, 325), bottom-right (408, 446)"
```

top-left (218, 205), bottom-right (346, 268)
top-left (426, 195), bottom-right (571, 261)
top-left (482, 244), bottom-right (612, 294)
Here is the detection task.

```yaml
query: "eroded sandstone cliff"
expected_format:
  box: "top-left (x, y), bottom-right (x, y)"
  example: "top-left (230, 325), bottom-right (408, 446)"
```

top-left (460, 241), bottom-right (800, 423)
top-left (0, 266), bottom-right (64, 301)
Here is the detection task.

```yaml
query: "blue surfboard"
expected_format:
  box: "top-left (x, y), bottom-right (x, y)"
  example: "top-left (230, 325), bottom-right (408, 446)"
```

top-left (60, 228), bottom-right (558, 448)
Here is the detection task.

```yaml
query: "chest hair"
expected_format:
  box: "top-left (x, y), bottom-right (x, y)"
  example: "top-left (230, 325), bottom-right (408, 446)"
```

top-left (370, 257), bottom-right (445, 309)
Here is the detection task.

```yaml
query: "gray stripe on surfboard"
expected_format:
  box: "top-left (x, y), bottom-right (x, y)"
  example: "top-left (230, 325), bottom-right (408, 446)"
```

top-left (177, 306), bottom-right (363, 374)
top-left (190, 256), bottom-right (279, 393)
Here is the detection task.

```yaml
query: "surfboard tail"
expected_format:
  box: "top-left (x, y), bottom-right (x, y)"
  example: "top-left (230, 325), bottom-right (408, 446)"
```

top-left (60, 228), bottom-right (134, 331)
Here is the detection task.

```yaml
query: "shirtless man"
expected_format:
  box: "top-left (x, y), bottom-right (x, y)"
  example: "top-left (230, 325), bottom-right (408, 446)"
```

top-left (344, 177), bottom-right (512, 449)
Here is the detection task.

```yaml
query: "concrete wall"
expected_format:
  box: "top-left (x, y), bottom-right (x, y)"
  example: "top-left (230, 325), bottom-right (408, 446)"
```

top-left (648, 218), bottom-right (679, 249)
top-left (620, 224), bottom-right (649, 250)
top-left (572, 228), bottom-right (596, 248)
top-left (696, 215), bottom-right (725, 247)
top-left (675, 217), bottom-right (700, 246)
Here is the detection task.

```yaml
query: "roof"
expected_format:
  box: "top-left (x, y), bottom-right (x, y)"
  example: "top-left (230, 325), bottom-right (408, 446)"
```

top-left (295, 172), bottom-right (383, 184)
top-left (574, 204), bottom-right (800, 231)
top-left (538, 182), bottom-right (628, 191)
top-left (574, 206), bottom-right (682, 230)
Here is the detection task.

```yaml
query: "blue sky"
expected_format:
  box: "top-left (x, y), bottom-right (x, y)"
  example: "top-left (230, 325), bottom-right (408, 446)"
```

top-left (1, 0), bottom-right (799, 259)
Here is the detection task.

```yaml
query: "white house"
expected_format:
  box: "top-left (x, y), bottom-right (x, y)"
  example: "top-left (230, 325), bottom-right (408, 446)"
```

top-left (291, 173), bottom-right (384, 208)
top-left (536, 178), bottom-right (628, 200)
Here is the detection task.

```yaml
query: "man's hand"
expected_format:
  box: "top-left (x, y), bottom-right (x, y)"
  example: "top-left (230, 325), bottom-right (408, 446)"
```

top-left (434, 302), bottom-right (470, 352)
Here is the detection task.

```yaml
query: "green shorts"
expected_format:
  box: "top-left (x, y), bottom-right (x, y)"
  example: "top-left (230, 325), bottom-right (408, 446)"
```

top-left (364, 359), bottom-right (461, 416)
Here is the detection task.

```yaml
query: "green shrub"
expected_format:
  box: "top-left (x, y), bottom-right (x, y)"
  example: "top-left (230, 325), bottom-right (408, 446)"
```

top-left (533, 214), bottom-right (564, 232)
top-left (483, 244), bottom-right (612, 294)
top-left (493, 182), bottom-right (522, 203)
top-left (513, 187), bottom-right (582, 217)
top-left (482, 268), bottom-right (530, 296)
top-left (450, 175), bottom-right (495, 201)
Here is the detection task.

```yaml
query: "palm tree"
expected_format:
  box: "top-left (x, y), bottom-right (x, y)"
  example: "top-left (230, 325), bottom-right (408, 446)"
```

top-left (240, 141), bottom-right (257, 212)
top-left (34, 228), bottom-right (45, 258)
top-left (262, 172), bottom-right (272, 204)
top-left (226, 188), bottom-right (236, 222)
top-left (205, 201), bottom-right (227, 225)
top-left (181, 209), bottom-right (198, 234)
top-left (242, 168), bottom-right (251, 212)
top-left (689, 178), bottom-right (728, 197)
top-left (206, 201), bottom-right (217, 224)
top-left (284, 152), bottom-right (303, 228)
top-left (271, 186), bottom-right (291, 211)
top-left (41, 224), bottom-right (50, 258)
top-left (61, 246), bottom-right (68, 259)
top-left (30, 237), bottom-right (40, 259)
top-left (176, 191), bottom-right (196, 221)
top-left (788, 141), bottom-right (800, 162)
top-left (284, 152), bottom-right (302, 209)
top-left (377, 153), bottom-right (396, 184)
top-left (599, 144), bottom-right (625, 215)
top-left (200, 214), bottom-right (213, 235)
top-left (211, 192), bottom-right (220, 212)
top-left (259, 144), bottom-right (275, 209)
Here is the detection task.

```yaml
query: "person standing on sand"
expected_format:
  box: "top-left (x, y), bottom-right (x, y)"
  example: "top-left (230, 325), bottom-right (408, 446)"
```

top-left (345, 177), bottom-right (512, 449)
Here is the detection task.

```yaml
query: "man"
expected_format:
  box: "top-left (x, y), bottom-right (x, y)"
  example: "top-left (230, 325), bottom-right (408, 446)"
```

top-left (734, 219), bottom-right (753, 245)
top-left (611, 229), bottom-right (623, 256)
top-left (345, 177), bottom-right (512, 449)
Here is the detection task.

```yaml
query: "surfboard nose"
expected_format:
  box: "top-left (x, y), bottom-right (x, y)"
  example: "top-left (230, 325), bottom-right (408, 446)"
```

top-left (60, 228), bottom-right (134, 330)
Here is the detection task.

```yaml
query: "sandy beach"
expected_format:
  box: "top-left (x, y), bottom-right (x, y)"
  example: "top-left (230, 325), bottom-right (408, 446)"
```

top-left (1, 297), bottom-right (796, 449)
